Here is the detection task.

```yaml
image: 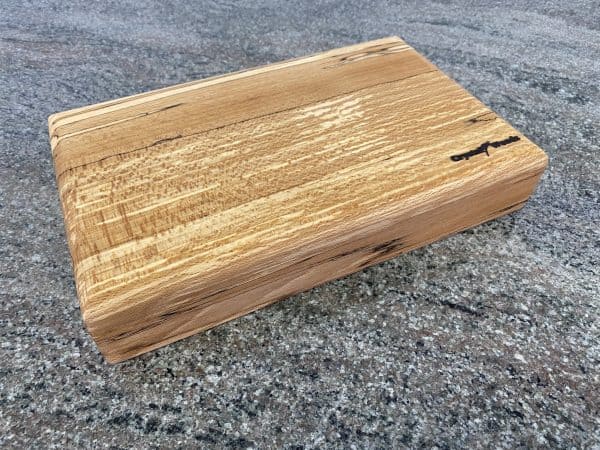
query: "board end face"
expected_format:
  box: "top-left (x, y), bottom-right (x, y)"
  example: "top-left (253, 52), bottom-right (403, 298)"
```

top-left (48, 114), bottom-right (117, 363)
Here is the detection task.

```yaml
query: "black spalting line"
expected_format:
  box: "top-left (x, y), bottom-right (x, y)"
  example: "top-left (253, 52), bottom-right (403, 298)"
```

top-left (327, 244), bottom-right (371, 262)
top-left (450, 135), bottom-right (521, 162)
top-left (467, 112), bottom-right (497, 124)
top-left (51, 103), bottom-right (185, 141)
top-left (151, 134), bottom-right (183, 147)
top-left (56, 69), bottom-right (438, 178)
top-left (359, 237), bottom-right (405, 269)
top-left (58, 132), bottom-right (185, 173)
top-left (339, 45), bottom-right (393, 62)
top-left (104, 236), bottom-right (407, 345)
top-left (327, 44), bottom-right (407, 68)
top-left (106, 324), bottom-right (154, 341)
top-left (372, 237), bottom-right (403, 253)
top-left (105, 289), bottom-right (233, 343)
top-left (157, 102), bottom-right (184, 113)
top-left (158, 302), bottom-right (204, 320)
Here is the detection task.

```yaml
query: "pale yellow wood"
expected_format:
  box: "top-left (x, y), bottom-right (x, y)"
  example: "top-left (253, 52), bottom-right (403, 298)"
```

top-left (48, 36), bottom-right (547, 362)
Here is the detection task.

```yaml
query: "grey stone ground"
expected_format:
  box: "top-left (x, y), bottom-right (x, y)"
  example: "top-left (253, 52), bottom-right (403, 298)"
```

top-left (1, 0), bottom-right (599, 448)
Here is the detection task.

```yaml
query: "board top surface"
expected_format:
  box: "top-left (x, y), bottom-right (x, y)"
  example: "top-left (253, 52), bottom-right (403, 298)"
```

top-left (49, 37), bottom-right (547, 343)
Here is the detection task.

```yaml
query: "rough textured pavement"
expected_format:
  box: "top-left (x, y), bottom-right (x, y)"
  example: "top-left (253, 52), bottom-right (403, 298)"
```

top-left (1, 0), bottom-right (599, 448)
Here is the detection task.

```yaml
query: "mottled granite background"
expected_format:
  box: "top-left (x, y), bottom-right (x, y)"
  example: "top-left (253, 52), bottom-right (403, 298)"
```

top-left (1, 0), bottom-right (599, 448)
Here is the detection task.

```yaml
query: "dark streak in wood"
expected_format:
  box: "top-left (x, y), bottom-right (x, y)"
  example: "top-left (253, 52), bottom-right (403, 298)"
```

top-left (103, 237), bottom-right (407, 344)
top-left (467, 112), bottom-right (497, 124)
top-left (450, 135), bottom-right (521, 162)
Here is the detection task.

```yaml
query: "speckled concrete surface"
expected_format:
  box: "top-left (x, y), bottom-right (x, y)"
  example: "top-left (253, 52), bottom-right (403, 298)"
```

top-left (1, 0), bottom-right (599, 448)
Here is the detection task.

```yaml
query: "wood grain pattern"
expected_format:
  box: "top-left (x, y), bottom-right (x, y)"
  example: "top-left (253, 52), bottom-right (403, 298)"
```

top-left (48, 36), bottom-right (547, 363)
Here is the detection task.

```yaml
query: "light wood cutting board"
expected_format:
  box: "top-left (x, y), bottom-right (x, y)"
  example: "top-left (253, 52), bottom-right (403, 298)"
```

top-left (48, 36), bottom-right (547, 362)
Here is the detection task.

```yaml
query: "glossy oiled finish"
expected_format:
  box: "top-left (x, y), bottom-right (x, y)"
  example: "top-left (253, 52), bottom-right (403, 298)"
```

top-left (48, 37), bottom-right (547, 362)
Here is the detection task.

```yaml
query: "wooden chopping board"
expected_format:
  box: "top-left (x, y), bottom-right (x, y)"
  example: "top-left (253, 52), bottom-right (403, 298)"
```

top-left (48, 36), bottom-right (548, 362)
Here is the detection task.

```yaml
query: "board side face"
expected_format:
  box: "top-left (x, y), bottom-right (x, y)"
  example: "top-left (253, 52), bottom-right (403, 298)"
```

top-left (48, 36), bottom-right (548, 362)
